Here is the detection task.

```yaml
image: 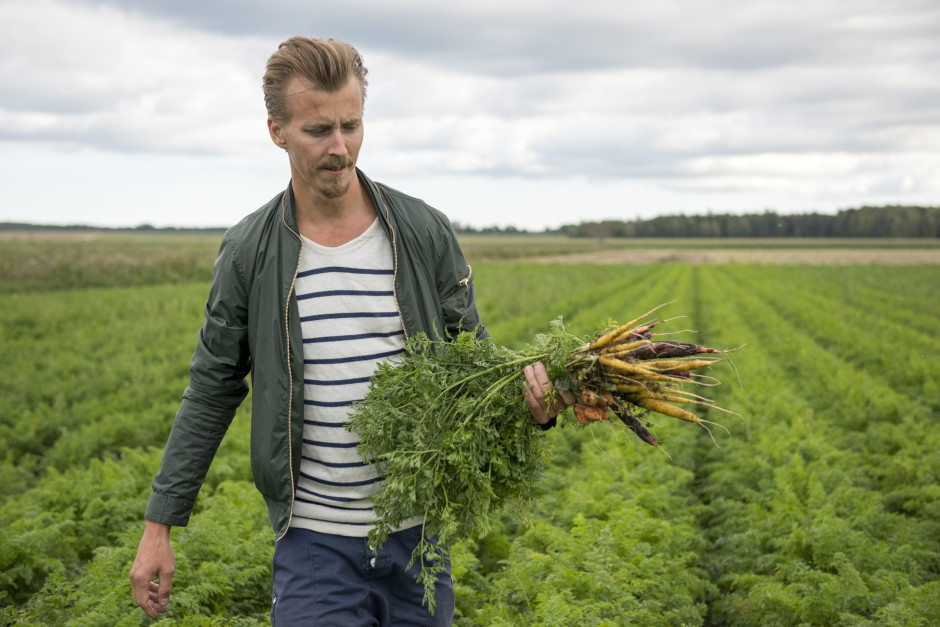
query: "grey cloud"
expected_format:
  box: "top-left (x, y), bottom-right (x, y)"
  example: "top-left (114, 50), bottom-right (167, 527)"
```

top-left (72, 0), bottom-right (940, 75)
top-left (0, 89), bottom-right (105, 116)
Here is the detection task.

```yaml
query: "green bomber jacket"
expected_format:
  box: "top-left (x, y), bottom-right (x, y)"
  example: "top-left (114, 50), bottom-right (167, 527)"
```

top-left (145, 169), bottom-right (488, 539)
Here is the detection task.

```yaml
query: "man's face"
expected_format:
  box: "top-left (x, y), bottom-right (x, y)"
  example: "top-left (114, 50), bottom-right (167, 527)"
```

top-left (268, 76), bottom-right (364, 203)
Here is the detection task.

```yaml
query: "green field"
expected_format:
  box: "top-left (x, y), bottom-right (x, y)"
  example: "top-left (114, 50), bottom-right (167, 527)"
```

top-left (1, 233), bottom-right (938, 625)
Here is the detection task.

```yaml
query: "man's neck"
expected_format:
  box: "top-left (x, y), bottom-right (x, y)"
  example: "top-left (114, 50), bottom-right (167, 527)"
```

top-left (292, 175), bottom-right (377, 247)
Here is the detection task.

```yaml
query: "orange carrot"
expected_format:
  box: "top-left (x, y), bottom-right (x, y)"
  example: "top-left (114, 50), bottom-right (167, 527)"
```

top-left (574, 404), bottom-right (609, 423)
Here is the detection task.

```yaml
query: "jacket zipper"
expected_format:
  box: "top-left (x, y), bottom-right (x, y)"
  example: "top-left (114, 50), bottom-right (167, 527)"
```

top-left (277, 191), bottom-right (303, 541)
top-left (369, 179), bottom-right (406, 339)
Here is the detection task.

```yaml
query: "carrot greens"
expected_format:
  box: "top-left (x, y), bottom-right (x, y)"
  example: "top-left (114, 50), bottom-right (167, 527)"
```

top-left (348, 306), bottom-right (737, 612)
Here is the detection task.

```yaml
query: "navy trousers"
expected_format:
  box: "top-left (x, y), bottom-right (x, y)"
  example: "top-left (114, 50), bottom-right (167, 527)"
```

top-left (271, 525), bottom-right (455, 626)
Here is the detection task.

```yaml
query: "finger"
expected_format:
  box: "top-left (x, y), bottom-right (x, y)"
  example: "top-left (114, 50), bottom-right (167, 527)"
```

top-left (544, 387), bottom-right (573, 420)
top-left (523, 365), bottom-right (551, 423)
top-left (531, 362), bottom-right (555, 404)
top-left (156, 572), bottom-right (173, 610)
top-left (147, 596), bottom-right (169, 615)
top-left (523, 365), bottom-right (549, 401)
top-left (557, 388), bottom-right (577, 406)
top-left (147, 581), bottom-right (166, 606)
top-left (130, 572), bottom-right (155, 617)
top-left (530, 362), bottom-right (581, 420)
top-left (136, 580), bottom-right (164, 618)
top-left (530, 361), bottom-right (551, 388)
top-left (141, 599), bottom-right (159, 619)
top-left (533, 362), bottom-right (578, 419)
top-left (546, 391), bottom-right (574, 420)
top-left (524, 364), bottom-right (549, 396)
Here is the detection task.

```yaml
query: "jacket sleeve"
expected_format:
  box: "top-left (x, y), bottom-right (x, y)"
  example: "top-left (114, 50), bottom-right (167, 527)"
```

top-left (145, 233), bottom-right (252, 526)
top-left (437, 221), bottom-right (489, 341)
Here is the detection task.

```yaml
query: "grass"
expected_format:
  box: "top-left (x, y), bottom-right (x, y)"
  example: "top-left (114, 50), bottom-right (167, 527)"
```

top-left (0, 231), bottom-right (222, 293)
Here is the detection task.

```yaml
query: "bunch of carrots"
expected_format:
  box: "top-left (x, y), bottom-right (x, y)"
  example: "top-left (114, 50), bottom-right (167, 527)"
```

top-left (559, 302), bottom-right (739, 450)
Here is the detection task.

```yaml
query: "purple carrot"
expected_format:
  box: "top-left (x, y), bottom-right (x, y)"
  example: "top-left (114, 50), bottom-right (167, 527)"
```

top-left (626, 341), bottom-right (719, 360)
top-left (612, 403), bottom-right (658, 447)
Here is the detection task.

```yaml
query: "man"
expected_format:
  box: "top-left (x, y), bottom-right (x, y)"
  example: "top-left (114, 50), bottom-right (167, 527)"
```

top-left (129, 36), bottom-right (573, 625)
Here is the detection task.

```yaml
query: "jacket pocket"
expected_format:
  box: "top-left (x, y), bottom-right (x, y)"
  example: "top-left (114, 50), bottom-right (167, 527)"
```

top-left (441, 265), bottom-right (482, 336)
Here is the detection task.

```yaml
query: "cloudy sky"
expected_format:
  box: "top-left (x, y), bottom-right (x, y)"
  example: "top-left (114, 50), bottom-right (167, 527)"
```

top-left (1, 0), bottom-right (938, 230)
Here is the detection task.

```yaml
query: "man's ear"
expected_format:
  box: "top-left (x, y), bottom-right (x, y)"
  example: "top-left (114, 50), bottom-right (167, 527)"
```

top-left (268, 117), bottom-right (288, 149)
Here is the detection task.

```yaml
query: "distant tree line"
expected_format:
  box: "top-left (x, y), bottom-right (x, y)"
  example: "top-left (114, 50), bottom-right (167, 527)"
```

top-left (450, 223), bottom-right (530, 235)
top-left (0, 222), bottom-right (226, 234)
top-left (5, 205), bottom-right (938, 238)
top-left (558, 206), bottom-right (939, 239)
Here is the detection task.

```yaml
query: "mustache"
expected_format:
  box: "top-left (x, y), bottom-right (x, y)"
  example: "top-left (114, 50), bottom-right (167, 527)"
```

top-left (320, 157), bottom-right (354, 170)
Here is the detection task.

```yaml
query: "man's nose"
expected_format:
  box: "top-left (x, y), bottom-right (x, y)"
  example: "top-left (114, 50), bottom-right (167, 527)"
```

top-left (326, 130), bottom-right (348, 155)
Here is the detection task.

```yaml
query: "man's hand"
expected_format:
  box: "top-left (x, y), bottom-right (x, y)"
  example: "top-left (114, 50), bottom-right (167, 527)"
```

top-left (130, 521), bottom-right (175, 619)
top-left (523, 361), bottom-right (577, 425)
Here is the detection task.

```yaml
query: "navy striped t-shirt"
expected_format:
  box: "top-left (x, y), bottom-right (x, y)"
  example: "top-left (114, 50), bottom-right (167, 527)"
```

top-left (290, 218), bottom-right (421, 537)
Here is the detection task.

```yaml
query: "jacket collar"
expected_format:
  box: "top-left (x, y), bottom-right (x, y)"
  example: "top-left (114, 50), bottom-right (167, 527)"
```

top-left (358, 169), bottom-right (395, 239)
top-left (280, 182), bottom-right (299, 235)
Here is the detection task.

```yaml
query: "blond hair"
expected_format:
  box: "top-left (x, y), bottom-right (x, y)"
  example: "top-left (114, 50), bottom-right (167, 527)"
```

top-left (263, 37), bottom-right (369, 122)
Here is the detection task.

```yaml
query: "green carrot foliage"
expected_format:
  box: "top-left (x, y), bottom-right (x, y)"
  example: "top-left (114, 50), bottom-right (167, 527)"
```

top-left (349, 321), bottom-right (584, 611)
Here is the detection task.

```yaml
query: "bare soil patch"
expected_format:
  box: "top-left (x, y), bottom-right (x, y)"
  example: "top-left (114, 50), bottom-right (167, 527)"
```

top-left (0, 230), bottom-right (101, 242)
top-left (522, 248), bottom-right (940, 265)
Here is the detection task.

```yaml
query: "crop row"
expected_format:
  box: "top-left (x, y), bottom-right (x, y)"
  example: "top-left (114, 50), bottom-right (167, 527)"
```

top-left (691, 265), bottom-right (939, 625)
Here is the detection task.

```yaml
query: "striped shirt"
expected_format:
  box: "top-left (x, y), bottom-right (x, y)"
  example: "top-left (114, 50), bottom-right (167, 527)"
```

top-left (290, 218), bottom-right (421, 536)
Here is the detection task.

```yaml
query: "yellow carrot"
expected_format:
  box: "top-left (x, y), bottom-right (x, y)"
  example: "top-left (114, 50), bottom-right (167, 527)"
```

top-left (660, 394), bottom-right (740, 416)
top-left (587, 324), bottom-right (633, 352)
top-left (633, 397), bottom-right (704, 423)
top-left (600, 339), bottom-right (651, 356)
top-left (613, 383), bottom-right (655, 394)
top-left (597, 356), bottom-right (657, 377)
top-left (587, 301), bottom-right (674, 350)
top-left (598, 357), bottom-right (694, 385)
top-left (645, 359), bottom-right (719, 373)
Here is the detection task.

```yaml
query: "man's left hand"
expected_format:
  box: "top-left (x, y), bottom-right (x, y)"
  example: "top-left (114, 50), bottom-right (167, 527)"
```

top-left (523, 362), bottom-right (577, 425)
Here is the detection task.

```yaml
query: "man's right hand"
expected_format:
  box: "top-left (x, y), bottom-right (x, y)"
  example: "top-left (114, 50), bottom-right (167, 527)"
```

top-left (129, 521), bottom-right (175, 619)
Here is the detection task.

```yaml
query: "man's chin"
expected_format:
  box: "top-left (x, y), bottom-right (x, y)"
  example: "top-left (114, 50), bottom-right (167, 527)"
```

top-left (319, 181), bottom-right (351, 200)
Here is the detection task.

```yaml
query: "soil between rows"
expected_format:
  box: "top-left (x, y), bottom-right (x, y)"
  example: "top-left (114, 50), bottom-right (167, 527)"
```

top-left (515, 248), bottom-right (940, 265)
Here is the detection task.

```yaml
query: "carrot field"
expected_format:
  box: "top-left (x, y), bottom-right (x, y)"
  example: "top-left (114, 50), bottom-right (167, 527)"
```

top-left (1, 233), bottom-right (938, 625)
